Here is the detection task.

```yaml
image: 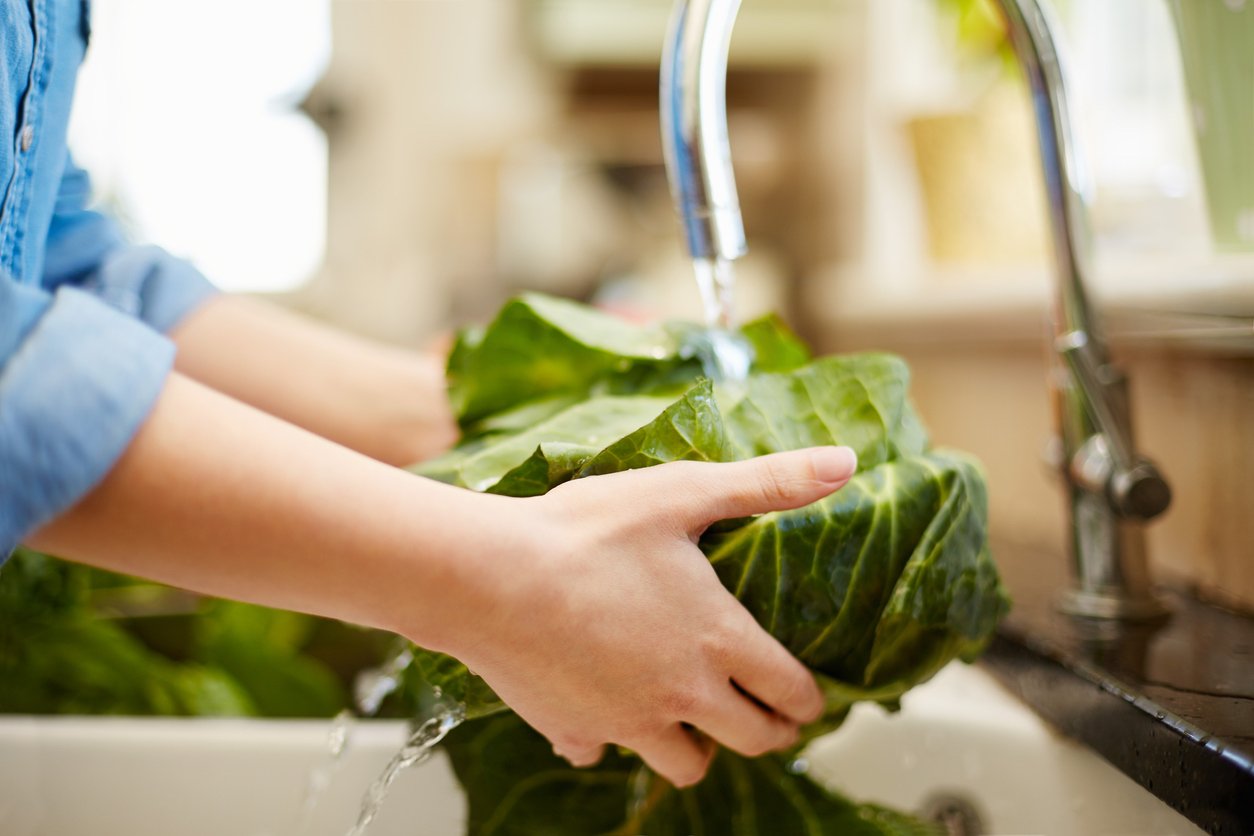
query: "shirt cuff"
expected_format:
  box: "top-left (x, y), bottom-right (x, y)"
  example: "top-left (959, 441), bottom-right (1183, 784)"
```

top-left (85, 245), bottom-right (220, 334)
top-left (0, 288), bottom-right (175, 560)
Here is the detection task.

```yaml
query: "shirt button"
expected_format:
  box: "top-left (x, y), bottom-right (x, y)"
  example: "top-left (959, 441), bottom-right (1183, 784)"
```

top-left (19, 125), bottom-right (34, 152)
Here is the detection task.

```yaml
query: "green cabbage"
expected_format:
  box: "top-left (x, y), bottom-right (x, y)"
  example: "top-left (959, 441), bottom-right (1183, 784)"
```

top-left (404, 294), bottom-right (1009, 834)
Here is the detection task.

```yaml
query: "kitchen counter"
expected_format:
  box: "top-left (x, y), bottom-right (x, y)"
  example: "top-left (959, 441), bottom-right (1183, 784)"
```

top-left (982, 547), bottom-right (1254, 835)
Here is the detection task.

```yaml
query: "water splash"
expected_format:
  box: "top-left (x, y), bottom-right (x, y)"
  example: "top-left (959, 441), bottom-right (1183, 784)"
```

top-left (687, 257), bottom-right (753, 382)
top-left (345, 703), bottom-right (466, 836)
top-left (293, 647), bottom-right (416, 834)
top-left (294, 709), bottom-right (356, 833)
top-left (354, 647), bottom-right (414, 717)
top-left (684, 328), bottom-right (753, 383)
top-left (692, 257), bottom-right (736, 329)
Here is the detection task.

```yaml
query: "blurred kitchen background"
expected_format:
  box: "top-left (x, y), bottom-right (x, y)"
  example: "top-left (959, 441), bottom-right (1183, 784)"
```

top-left (69, 0), bottom-right (1253, 610)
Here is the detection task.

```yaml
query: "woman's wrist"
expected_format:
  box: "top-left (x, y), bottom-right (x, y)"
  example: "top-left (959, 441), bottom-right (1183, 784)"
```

top-left (387, 490), bottom-right (557, 660)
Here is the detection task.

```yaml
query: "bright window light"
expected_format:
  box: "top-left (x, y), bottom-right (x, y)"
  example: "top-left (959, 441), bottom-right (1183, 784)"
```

top-left (69, 0), bottom-right (330, 294)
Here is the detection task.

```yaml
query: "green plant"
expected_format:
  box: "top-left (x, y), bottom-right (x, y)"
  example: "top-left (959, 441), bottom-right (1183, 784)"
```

top-left (0, 550), bottom-right (370, 718)
top-left (0, 550), bottom-right (250, 715)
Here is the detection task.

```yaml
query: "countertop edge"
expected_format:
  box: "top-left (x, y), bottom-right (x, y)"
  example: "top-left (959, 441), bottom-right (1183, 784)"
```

top-left (981, 633), bottom-right (1254, 836)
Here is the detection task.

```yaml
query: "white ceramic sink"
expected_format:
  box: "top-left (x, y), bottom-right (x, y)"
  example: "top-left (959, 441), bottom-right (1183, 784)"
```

top-left (0, 662), bottom-right (1202, 836)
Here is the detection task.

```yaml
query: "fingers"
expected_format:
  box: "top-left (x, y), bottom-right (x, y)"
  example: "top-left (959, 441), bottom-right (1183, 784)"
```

top-left (726, 617), bottom-right (825, 724)
top-left (695, 680), bottom-right (800, 758)
top-left (635, 725), bottom-right (717, 788)
top-left (553, 742), bottom-right (606, 769)
top-left (667, 446), bottom-right (858, 529)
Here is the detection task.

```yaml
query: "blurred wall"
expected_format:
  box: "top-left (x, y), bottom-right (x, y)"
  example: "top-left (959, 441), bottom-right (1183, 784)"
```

top-left (282, 0), bottom-right (857, 346)
top-left (285, 1), bottom-right (560, 344)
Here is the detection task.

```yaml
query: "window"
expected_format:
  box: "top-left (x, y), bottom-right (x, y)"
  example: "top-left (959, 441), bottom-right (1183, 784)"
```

top-left (69, 0), bottom-right (331, 294)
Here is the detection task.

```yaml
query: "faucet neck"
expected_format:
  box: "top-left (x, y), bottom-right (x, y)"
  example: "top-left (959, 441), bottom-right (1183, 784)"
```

top-left (660, 0), bottom-right (748, 264)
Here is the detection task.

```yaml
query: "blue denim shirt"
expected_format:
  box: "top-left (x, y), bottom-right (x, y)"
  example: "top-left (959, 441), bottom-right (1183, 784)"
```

top-left (0, 0), bottom-right (218, 560)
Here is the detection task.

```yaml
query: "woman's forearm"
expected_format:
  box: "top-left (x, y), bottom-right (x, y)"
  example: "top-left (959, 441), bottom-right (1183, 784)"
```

top-left (26, 373), bottom-right (507, 650)
top-left (170, 295), bottom-right (456, 466)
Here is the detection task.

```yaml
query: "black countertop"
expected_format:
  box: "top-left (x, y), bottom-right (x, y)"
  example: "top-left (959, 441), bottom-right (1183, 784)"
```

top-left (981, 546), bottom-right (1254, 835)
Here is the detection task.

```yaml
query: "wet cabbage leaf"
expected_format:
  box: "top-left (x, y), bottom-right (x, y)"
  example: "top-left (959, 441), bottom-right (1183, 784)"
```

top-left (405, 294), bottom-right (1007, 834)
top-left (443, 712), bottom-right (940, 836)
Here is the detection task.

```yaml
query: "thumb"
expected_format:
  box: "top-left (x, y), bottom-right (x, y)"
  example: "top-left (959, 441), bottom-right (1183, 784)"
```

top-left (679, 446), bottom-right (858, 528)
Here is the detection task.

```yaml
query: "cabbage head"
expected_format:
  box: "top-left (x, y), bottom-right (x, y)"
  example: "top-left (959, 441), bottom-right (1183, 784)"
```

top-left (402, 294), bottom-right (1009, 835)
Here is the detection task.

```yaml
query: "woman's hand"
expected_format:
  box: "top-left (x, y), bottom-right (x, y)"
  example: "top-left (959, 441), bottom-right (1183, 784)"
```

top-left (442, 446), bottom-right (858, 788)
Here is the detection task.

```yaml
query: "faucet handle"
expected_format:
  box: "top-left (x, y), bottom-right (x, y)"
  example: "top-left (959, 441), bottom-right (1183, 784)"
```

top-left (1056, 330), bottom-right (1172, 521)
top-left (1111, 459), bottom-right (1172, 520)
top-left (1069, 435), bottom-right (1170, 520)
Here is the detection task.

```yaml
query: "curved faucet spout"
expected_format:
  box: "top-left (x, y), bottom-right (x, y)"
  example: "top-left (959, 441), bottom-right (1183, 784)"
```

top-left (660, 0), bottom-right (749, 329)
top-left (660, 0), bottom-right (748, 266)
top-left (997, 0), bottom-right (1102, 355)
top-left (658, 0), bottom-right (1172, 620)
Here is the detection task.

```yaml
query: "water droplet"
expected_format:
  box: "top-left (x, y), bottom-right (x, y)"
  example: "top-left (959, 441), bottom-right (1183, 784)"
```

top-left (327, 710), bottom-right (353, 758)
top-left (786, 758), bottom-right (810, 775)
top-left (353, 648), bottom-right (413, 717)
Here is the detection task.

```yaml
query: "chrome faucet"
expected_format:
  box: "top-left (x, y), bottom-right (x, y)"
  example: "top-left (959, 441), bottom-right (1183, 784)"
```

top-left (660, 0), bottom-right (747, 328)
top-left (660, 0), bottom-right (1173, 620)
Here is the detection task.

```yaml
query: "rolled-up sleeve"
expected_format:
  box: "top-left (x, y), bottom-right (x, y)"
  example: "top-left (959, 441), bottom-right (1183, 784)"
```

top-left (0, 156), bottom-right (214, 561)
top-left (42, 155), bottom-right (218, 333)
top-left (0, 281), bottom-right (174, 559)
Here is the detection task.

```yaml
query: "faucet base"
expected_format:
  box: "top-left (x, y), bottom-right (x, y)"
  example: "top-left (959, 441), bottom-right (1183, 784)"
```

top-left (1058, 588), bottom-right (1172, 622)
